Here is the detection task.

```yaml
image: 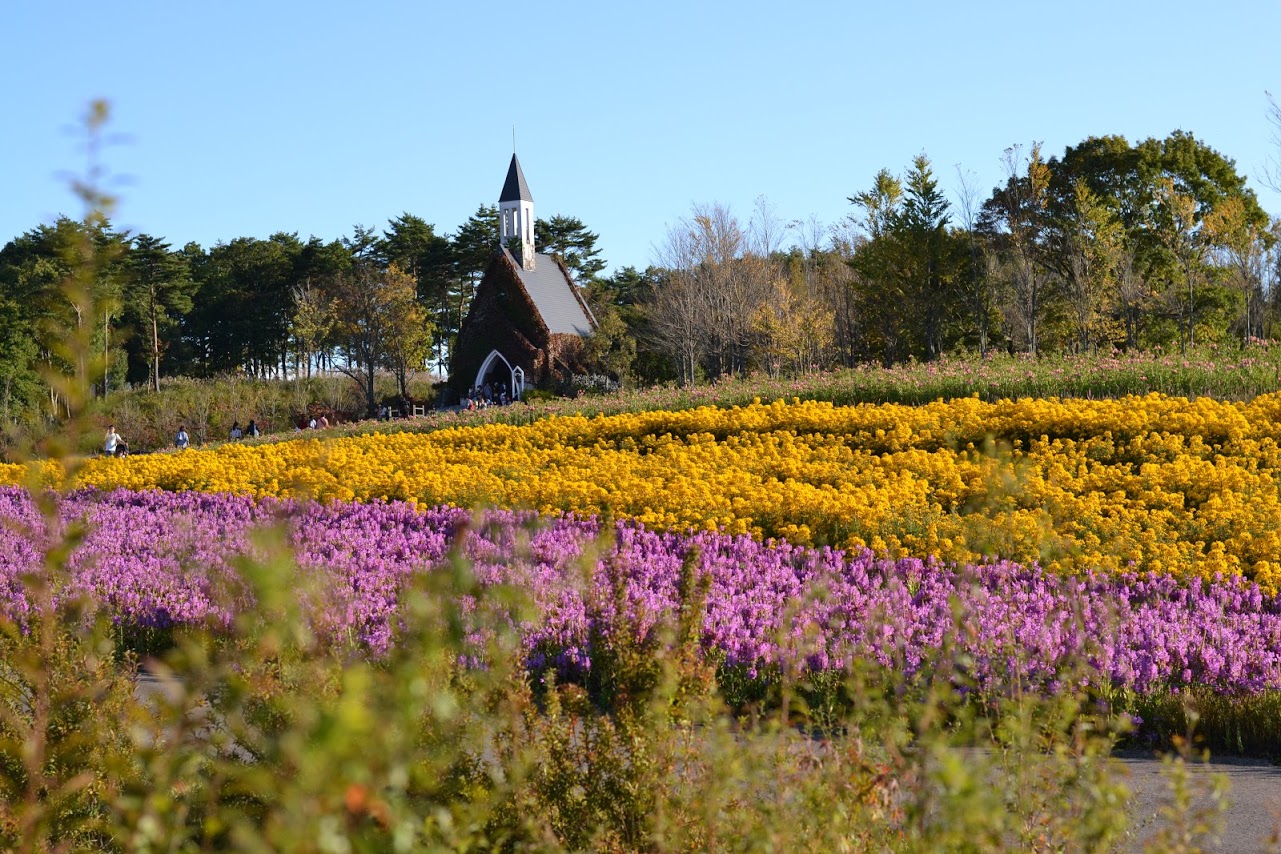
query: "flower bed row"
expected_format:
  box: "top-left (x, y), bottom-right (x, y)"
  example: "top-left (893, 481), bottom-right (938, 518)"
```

top-left (2, 487), bottom-right (1278, 694)
top-left (9, 393), bottom-right (1281, 589)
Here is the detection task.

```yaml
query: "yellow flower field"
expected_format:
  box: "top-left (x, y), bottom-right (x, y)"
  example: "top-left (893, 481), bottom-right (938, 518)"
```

top-left (7, 392), bottom-right (1281, 590)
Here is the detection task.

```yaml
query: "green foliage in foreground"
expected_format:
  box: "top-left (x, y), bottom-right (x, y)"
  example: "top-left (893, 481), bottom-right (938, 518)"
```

top-left (0, 525), bottom-right (1236, 853)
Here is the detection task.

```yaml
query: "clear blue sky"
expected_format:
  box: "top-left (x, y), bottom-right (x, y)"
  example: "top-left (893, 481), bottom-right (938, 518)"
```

top-left (4, 1), bottom-right (1279, 274)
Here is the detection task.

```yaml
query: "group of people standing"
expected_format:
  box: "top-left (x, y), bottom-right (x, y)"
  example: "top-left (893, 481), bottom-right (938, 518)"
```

top-left (462, 383), bottom-right (511, 410)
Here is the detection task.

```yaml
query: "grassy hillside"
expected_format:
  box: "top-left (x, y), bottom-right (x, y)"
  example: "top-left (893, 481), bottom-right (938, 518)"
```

top-left (11, 344), bottom-right (1281, 460)
top-left (249, 343), bottom-right (1281, 444)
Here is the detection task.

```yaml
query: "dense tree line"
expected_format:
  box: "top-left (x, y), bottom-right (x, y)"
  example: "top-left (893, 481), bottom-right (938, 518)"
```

top-left (0, 207), bottom-right (608, 423)
top-left (4, 126), bottom-right (1279, 426)
top-left (635, 131), bottom-right (1280, 381)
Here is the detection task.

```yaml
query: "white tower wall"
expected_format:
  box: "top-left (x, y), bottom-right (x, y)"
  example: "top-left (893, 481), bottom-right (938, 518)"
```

top-left (499, 198), bottom-right (536, 270)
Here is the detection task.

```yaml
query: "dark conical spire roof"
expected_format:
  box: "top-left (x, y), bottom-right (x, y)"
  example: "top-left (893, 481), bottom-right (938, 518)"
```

top-left (499, 153), bottom-right (533, 203)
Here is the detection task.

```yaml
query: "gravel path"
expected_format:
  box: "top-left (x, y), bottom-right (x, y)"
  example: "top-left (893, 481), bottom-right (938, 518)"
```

top-left (1116, 750), bottom-right (1281, 853)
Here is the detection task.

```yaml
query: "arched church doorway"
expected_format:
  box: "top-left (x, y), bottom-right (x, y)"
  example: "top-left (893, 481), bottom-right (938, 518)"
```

top-left (475, 349), bottom-right (520, 402)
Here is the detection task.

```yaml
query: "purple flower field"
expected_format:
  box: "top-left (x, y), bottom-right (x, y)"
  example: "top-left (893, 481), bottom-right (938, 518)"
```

top-left (1, 486), bottom-right (1278, 695)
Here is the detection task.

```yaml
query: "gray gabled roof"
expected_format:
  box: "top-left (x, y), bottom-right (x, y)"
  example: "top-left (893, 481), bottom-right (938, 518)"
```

top-left (505, 249), bottom-right (595, 336)
top-left (499, 154), bottom-right (533, 203)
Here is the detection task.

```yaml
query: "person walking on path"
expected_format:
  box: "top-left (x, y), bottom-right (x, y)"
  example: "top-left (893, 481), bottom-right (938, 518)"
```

top-left (175, 425), bottom-right (189, 450)
top-left (104, 425), bottom-right (122, 457)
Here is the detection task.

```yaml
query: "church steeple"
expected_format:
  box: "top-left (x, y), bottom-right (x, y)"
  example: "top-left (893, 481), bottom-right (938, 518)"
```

top-left (499, 153), bottom-right (535, 270)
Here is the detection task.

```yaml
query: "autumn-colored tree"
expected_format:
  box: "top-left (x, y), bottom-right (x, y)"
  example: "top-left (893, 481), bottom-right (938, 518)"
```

top-left (750, 277), bottom-right (834, 377)
top-left (1203, 196), bottom-right (1275, 342)
top-left (328, 262), bottom-right (428, 416)
top-left (380, 265), bottom-right (433, 402)
top-left (380, 213), bottom-right (452, 372)
top-left (289, 280), bottom-right (335, 379)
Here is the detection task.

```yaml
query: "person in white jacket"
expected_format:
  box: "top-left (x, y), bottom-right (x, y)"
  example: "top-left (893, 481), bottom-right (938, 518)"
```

top-left (104, 425), bottom-right (122, 456)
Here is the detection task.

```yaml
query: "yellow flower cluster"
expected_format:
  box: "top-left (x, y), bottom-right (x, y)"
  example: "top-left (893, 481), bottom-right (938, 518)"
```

top-left (10, 392), bottom-right (1281, 590)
